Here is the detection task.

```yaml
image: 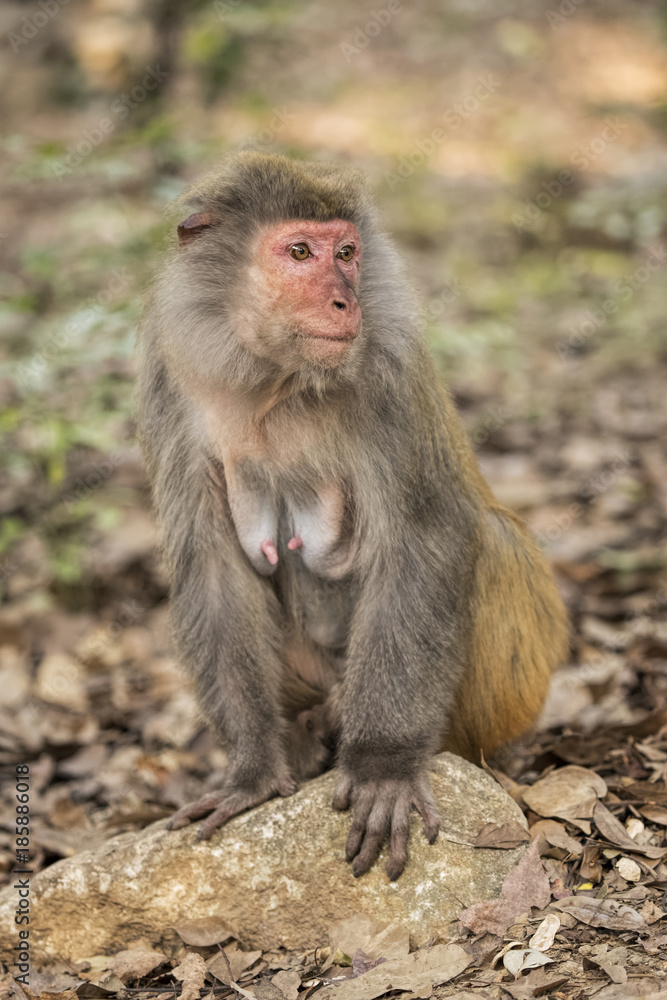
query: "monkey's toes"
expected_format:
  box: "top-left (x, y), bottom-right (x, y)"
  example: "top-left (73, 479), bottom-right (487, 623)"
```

top-left (167, 792), bottom-right (227, 831)
top-left (195, 805), bottom-right (235, 841)
top-left (277, 775), bottom-right (299, 797)
top-left (332, 775), bottom-right (353, 811)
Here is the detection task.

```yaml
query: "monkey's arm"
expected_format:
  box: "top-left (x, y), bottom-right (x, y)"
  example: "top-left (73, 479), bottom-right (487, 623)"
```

top-left (334, 507), bottom-right (477, 880)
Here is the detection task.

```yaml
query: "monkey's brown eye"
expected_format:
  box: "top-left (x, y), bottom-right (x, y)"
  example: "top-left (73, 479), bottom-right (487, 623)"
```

top-left (289, 243), bottom-right (311, 260)
top-left (336, 245), bottom-right (355, 261)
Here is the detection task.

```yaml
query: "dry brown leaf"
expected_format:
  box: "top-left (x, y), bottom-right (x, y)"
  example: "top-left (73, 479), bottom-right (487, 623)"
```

top-left (207, 945), bottom-right (262, 985)
top-left (608, 780), bottom-right (667, 807)
top-left (593, 983), bottom-right (667, 999)
top-left (498, 966), bottom-right (568, 999)
top-left (34, 653), bottom-right (88, 712)
top-left (172, 953), bottom-right (208, 1000)
top-left (594, 801), bottom-right (667, 859)
top-left (553, 895), bottom-right (646, 931)
top-left (602, 964), bottom-right (627, 985)
top-left (640, 805), bottom-right (667, 827)
top-left (271, 970), bottom-right (301, 1000)
top-left (317, 944), bottom-right (470, 1000)
top-left (503, 947), bottom-right (552, 979)
top-left (112, 948), bottom-right (168, 982)
top-left (459, 840), bottom-right (550, 937)
top-left (328, 916), bottom-right (410, 963)
top-left (528, 913), bottom-right (560, 952)
top-left (522, 766), bottom-right (607, 822)
top-left (640, 899), bottom-right (666, 924)
top-left (173, 915), bottom-right (235, 947)
top-left (75, 955), bottom-right (115, 985)
top-left (17, 988), bottom-right (78, 1000)
top-left (473, 821), bottom-right (530, 849)
top-left (580, 843), bottom-right (604, 883)
top-left (584, 953), bottom-right (628, 984)
top-left (529, 818), bottom-right (583, 856)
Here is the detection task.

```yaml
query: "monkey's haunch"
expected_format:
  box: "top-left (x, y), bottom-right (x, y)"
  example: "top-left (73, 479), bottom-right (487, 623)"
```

top-left (137, 151), bottom-right (568, 880)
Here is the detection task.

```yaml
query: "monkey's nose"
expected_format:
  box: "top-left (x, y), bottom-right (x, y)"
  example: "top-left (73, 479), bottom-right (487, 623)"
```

top-left (331, 294), bottom-right (359, 313)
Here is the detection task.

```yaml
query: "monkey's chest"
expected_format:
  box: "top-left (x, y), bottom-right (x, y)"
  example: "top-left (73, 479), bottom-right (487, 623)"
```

top-left (227, 475), bottom-right (356, 583)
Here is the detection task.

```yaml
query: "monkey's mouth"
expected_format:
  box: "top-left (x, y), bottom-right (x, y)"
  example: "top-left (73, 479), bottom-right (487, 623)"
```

top-left (296, 328), bottom-right (359, 344)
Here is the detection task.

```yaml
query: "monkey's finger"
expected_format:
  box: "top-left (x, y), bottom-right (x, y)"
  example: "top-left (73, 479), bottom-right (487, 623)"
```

top-left (352, 828), bottom-right (384, 877)
top-left (167, 792), bottom-right (226, 830)
top-left (385, 797), bottom-right (411, 881)
top-left (332, 775), bottom-right (353, 812)
top-left (413, 789), bottom-right (440, 844)
top-left (344, 787), bottom-right (375, 861)
top-left (351, 799), bottom-right (390, 877)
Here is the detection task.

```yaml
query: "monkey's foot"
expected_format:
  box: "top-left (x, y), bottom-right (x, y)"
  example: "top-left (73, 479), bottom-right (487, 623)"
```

top-left (167, 773), bottom-right (297, 841)
top-left (332, 772), bottom-right (440, 881)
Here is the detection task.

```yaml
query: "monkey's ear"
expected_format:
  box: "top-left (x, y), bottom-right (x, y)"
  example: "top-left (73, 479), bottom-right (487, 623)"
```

top-left (177, 211), bottom-right (214, 248)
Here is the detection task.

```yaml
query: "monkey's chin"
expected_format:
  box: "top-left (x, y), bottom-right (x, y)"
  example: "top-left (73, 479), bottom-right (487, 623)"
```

top-left (296, 331), bottom-right (357, 369)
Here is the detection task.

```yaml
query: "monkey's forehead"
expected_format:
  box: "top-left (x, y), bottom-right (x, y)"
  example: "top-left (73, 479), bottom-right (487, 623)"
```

top-left (258, 219), bottom-right (360, 247)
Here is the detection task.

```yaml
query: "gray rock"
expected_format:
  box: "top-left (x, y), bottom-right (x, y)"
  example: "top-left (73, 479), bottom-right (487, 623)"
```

top-left (0, 754), bottom-right (527, 963)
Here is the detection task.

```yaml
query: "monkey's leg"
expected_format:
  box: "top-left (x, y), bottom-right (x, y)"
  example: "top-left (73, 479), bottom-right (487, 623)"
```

top-left (164, 488), bottom-right (298, 839)
top-left (446, 509), bottom-right (569, 763)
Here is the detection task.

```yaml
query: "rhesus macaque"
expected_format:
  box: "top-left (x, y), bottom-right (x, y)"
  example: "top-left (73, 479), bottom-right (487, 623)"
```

top-left (137, 152), bottom-right (568, 880)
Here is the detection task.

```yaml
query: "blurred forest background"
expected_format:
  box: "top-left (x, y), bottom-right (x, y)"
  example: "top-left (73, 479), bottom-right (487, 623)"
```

top-left (1, 0), bottom-right (667, 915)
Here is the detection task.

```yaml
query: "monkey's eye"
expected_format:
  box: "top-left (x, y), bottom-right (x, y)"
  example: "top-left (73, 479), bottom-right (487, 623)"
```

top-left (336, 245), bottom-right (355, 262)
top-left (289, 243), bottom-right (311, 260)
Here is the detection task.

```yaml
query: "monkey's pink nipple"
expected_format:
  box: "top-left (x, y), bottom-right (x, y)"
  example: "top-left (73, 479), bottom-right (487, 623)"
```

top-left (260, 540), bottom-right (279, 565)
top-left (287, 536), bottom-right (303, 551)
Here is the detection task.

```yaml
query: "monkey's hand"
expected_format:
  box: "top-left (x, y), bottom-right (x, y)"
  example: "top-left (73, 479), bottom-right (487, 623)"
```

top-left (332, 771), bottom-right (440, 880)
top-left (167, 771), bottom-right (297, 841)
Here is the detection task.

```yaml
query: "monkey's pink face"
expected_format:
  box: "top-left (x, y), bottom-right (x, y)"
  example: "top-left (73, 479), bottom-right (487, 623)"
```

top-left (251, 219), bottom-right (361, 364)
